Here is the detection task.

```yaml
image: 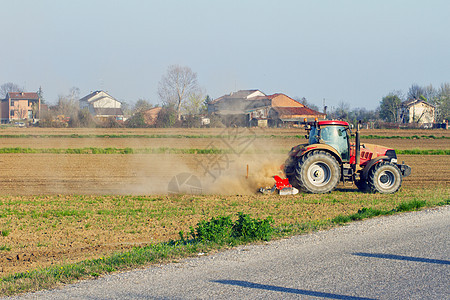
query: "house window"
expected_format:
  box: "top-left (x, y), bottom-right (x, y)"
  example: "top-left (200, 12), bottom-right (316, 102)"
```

top-left (28, 100), bottom-right (32, 106)
top-left (10, 110), bottom-right (14, 117)
top-left (10, 100), bottom-right (14, 106)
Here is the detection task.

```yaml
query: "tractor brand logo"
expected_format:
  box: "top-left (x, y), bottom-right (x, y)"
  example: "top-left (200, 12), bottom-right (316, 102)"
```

top-left (167, 173), bottom-right (202, 195)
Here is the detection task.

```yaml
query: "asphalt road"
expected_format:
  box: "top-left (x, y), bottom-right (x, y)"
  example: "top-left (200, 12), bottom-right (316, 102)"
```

top-left (10, 206), bottom-right (449, 299)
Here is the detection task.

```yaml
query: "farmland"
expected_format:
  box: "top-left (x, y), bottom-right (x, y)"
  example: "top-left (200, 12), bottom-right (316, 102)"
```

top-left (0, 127), bottom-right (449, 277)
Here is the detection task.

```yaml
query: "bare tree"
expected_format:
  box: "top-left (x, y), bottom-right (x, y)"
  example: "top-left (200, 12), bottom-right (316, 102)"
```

top-left (423, 84), bottom-right (437, 101)
top-left (181, 90), bottom-right (206, 115)
top-left (379, 92), bottom-right (402, 123)
top-left (407, 84), bottom-right (425, 100)
top-left (0, 82), bottom-right (23, 98)
top-left (158, 65), bottom-right (199, 120)
top-left (134, 98), bottom-right (153, 113)
top-left (55, 87), bottom-right (80, 116)
top-left (432, 82), bottom-right (450, 122)
top-left (336, 101), bottom-right (350, 119)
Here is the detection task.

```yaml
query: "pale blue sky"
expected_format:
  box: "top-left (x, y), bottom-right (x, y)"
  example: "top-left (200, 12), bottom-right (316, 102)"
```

top-left (1, 0), bottom-right (449, 110)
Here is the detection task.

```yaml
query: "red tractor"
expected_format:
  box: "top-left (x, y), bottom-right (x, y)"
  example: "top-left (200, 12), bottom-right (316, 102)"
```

top-left (282, 120), bottom-right (411, 194)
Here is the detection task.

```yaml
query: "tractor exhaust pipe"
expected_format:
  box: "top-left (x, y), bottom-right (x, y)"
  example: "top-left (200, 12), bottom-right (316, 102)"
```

top-left (355, 121), bottom-right (361, 167)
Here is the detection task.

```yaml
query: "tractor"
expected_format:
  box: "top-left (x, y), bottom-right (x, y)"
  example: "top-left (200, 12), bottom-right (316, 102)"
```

top-left (282, 120), bottom-right (411, 194)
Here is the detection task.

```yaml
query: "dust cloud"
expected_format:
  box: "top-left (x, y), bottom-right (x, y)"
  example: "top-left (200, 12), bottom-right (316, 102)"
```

top-left (0, 127), bottom-right (296, 196)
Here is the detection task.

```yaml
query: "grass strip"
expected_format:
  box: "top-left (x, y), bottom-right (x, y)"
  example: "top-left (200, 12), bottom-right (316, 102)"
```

top-left (0, 134), bottom-right (448, 139)
top-left (0, 147), bottom-right (224, 155)
top-left (0, 147), bottom-right (449, 155)
top-left (1, 199), bottom-right (448, 296)
top-left (396, 149), bottom-right (450, 155)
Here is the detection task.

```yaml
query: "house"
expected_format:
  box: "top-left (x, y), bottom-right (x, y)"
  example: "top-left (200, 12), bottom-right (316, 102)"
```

top-left (399, 99), bottom-right (435, 125)
top-left (142, 107), bottom-right (162, 126)
top-left (209, 90), bottom-right (326, 127)
top-left (79, 90), bottom-right (124, 121)
top-left (207, 90), bottom-right (271, 126)
top-left (247, 93), bottom-right (326, 127)
top-left (208, 90), bottom-right (268, 113)
top-left (0, 92), bottom-right (41, 124)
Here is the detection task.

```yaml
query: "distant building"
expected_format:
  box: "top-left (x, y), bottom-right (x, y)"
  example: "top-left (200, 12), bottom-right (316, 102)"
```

top-left (399, 99), bottom-right (435, 125)
top-left (79, 90), bottom-right (124, 121)
top-left (142, 107), bottom-right (162, 126)
top-left (209, 90), bottom-right (326, 127)
top-left (0, 92), bottom-right (41, 124)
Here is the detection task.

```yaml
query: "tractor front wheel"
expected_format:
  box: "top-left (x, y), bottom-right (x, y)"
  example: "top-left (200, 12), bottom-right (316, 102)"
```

top-left (367, 161), bottom-right (402, 194)
top-left (295, 150), bottom-right (340, 193)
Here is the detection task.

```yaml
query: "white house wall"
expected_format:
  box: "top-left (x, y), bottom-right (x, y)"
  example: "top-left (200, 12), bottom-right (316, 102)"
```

top-left (407, 103), bottom-right (434, 123)
top-left (92, 98), bottom-right (121, 108)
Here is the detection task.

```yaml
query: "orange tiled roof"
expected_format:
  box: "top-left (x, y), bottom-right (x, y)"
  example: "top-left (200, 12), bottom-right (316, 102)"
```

top-left (8, 92), bottom-right (39, 100)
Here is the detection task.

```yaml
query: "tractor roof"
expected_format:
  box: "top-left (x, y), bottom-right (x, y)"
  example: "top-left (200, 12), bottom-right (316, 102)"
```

top-left (317, 120), bottom-right (349, 126)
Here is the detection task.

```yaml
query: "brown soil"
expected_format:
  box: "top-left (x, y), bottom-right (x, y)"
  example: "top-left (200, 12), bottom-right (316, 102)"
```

top-left (1, 126), bottom-right (449, 137)
top-left (0, 128), bottom-right (448, 276)
top-left (0, 137), bottom-right (448, 151)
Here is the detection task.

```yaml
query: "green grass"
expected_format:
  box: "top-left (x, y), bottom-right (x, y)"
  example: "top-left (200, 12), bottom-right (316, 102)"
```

top-left (396, 149), bottom-right (450, 155)
top-left (0, 134), bottom-right (448, 139)
top-left (0, 147), bottom-right (448, 155)
top-left (331, 200), bottom-right (427, 224)
top-left (0, 198), bottom-right (448, 296)
top-left (0, 245), bottom-right (11, 251)
top-left (0, 147), bottom-right (225, 155)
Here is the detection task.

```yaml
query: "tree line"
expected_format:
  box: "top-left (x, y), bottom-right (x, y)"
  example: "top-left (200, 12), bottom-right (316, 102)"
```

top-left (1, 66), bottom-right (449, 128)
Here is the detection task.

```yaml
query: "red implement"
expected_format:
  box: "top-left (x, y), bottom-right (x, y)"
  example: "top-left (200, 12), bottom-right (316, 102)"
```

top-left (258, 176), bottom-right (298, 195)
top-left (273, 175), bottom-right (292, 190)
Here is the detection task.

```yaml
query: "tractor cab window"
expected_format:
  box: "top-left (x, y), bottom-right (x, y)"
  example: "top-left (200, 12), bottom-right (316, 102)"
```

top-left (308, 126), bottom-right (319, 145)
top-left (318, 125), bottom-right (349, 161)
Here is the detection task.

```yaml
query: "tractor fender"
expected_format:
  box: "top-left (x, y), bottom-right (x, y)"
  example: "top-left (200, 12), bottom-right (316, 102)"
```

top-left (361, 156), bottom-right (389, 180)
top-left (296, 144), bottom-right (343, 164)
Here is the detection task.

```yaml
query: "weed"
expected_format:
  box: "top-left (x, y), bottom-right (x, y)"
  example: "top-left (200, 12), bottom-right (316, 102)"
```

top-left (188, 213), bottom-right (274, 244)
top-left (191, 215), bottom-right (233, 244)
top-left (395, 200), bottom-right (426, 212)
top-left (0, 245), bottom-right (11, 251)
top-left (332, 199), bottom-right (430, 225)
top-left (437, 199), bottom-right (450, 206)
top-left (1, 230), bottom-right (10, 237)
top-left (232, 212), bottom-right (274, 242)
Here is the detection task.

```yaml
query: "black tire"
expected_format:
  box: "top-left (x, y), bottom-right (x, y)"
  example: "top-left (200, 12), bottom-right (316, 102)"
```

top-left (294, 150), bottom-right (340, 193)
top-left (355, 178), bottom-right (369, 192)
top-left (367, 161), bottom-right (402, 194)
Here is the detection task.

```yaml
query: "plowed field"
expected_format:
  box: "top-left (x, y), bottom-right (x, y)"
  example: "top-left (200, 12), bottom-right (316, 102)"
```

top-left (0, 127), bottom-right (448, 276)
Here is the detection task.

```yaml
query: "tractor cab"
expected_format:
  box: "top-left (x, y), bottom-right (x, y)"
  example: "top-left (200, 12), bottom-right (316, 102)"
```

top-left (307, 120), bottom-right (351, 161)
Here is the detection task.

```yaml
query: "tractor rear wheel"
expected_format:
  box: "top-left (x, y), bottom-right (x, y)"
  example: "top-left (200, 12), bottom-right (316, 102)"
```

top-left (367, 161), bottom-right (402, 194)
top-left (295, 150), bottom-right (340, 193)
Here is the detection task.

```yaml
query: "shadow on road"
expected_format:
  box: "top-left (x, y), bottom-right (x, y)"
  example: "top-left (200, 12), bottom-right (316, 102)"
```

top-left (352, 252), bottom-right (450, 265)
top-left (213, 280), bottom-right (375, 300)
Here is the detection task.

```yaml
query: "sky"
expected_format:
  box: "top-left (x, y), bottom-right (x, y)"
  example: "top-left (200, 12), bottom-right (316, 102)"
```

top-left (1, 0), bottom-right (449, 111)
